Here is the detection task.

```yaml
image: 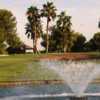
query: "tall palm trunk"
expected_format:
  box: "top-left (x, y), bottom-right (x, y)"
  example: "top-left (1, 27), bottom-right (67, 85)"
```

top-left (33, 26), bottom-right (37, 54)
top-left (33, 37), bottom-right (37, 54)
top-left (46, 17), bottom-right (49, 53)
top-left (63, 45), bottom-right (67, 53)
top-left (32, 38), bottom-right (34, 53)
top-left (62, 32), bottom-right (67, 53)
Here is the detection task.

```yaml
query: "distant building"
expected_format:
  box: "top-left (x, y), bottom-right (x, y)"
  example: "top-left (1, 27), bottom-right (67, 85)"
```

top-left (6, 43), bottom-right (34, 54)
top-left (24, 44), bottom-right (33, 53)
top-left (7, 46), bottom-right (25, 54)
top-left (6, 40), bottom-right (45, 54)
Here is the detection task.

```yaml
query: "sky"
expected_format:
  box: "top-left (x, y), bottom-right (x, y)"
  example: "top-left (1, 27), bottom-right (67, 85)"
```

top-left (0, 0), bottom-right (100, 47)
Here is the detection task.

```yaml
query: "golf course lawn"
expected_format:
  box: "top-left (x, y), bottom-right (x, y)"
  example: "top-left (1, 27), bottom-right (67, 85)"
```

top-left (0, 54), bottom-right (59, 82)
top-left (0, 53), bottom-right (100, 82)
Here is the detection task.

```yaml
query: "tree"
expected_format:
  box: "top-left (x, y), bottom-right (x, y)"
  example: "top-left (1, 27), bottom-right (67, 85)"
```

top-left (25, 6), bottom-right (42, 53)
top-left (41, 11), bottom-right (73, 52)
top-left (41, 32), bottom-right (56, 52)
top-left (56, 11), bottom-right (72, 52)
top-left (41, 1), bottom-right (56, 53)
top-left (84, 32), bottom-right (100, 51)
top-left (0, 28), bottom-right (6, 54)
top-left (0, 9), bottom-right (21, 53)
top-left (0, 9), bottom-right (16, 39)
top-left (0, 29), bottom-right (5, 45)
top-left (84, 39), bottom-right (95, 51)
top-left (93, 32), bottom-right (100, 50)
top-left (71, 33), bottom-right (86, 52)
top-left (7, 33), bottom-right (21, 48)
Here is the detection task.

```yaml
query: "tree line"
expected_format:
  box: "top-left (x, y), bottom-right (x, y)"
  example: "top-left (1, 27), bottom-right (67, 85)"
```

top-left (25, 1), bottom-right (100, 53)
top-left (0, 1), bottom-right (100, 54)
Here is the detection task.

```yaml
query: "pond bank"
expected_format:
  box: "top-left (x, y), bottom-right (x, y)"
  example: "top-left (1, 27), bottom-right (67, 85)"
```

top-left (38, 53), bottom-right (100, 61)
top-left (0, 80), bottom-right (100, 88)
top-left (0, 53), bottom-right (100, 88)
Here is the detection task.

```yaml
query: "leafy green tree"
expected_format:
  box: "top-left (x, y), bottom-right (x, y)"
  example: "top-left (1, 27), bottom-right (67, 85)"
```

top-left (0, 9), bottom-right (16, 39)
top-left (41, 32), bottom-right (56, 52)
top-left (71, 32), bottom-right (86, 52)
top-left (84, 32), bottom-right (100, 51)
top-left (0, 9), bottom-right (21, 53)
top-left (7, 33), bottom-right (21, 48)
top-left (0, 28), bottom-right (6, 54)
top-left (41, 11), bottom-right (73, 52)
top-left (56, 11), bottom-right (72, 52)
top-left (41, 1), bottom-right (56, 53)
top-left (93, 32), bottom-right (100, 51)
top-left (25, 6), bottom-right (42, 53)
top-left (84, 39), bottom-right (95, 51)
top-left (0, 29), bottom-right (5, 44)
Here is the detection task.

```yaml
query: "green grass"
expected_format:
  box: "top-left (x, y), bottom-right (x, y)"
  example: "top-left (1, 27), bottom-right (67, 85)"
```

top-left (0, 54), bottom-right (59, 81)
top-left (87, 52), bottom-right (100, 58)
top-left (0, 53), bottom-right (100, 82)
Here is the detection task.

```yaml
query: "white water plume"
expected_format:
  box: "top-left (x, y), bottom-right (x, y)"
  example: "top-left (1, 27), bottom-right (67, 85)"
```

top-left (40, 60), bottom-right (100, 96)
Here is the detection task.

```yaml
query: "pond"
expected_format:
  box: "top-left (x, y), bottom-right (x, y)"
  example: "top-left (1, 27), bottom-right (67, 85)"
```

top-left (0, 84), bottom-right (100, 100)
top-left (0, 59), bottom-right (100, 100)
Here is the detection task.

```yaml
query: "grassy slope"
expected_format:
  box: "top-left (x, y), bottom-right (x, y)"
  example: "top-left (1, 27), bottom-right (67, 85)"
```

top-left (0, 53), bottom-right (100, 82)
top-left (0, 54), bottom-right (59, 81)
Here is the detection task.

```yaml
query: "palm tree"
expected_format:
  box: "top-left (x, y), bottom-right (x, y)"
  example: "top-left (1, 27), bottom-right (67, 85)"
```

top-left (57, 11), bottom-right (72, 52)
top-left (25, 6), bottom-right (42, 53)
top-left (41, 1), bottom-right (56, 53)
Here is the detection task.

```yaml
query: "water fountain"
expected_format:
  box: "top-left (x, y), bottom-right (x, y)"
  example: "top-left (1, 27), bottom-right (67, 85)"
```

top-left (0, 59), bottom-right (100, 100)
top-left (40, 60), bottom-right (100, 100)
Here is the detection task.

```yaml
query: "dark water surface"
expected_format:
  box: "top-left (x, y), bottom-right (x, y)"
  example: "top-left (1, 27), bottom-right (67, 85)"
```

top-left (0, 84), bottom-right (100, 100)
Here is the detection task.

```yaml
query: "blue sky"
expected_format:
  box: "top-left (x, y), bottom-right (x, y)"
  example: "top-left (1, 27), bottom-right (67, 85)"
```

top-left (0, 0), bottom-right (100, 46)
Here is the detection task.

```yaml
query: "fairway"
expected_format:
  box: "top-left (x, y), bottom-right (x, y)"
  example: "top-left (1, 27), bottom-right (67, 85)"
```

top-left (0, 54), bottom-right (59, 82)
top-left (0, 53), bottom-right (100, 83)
